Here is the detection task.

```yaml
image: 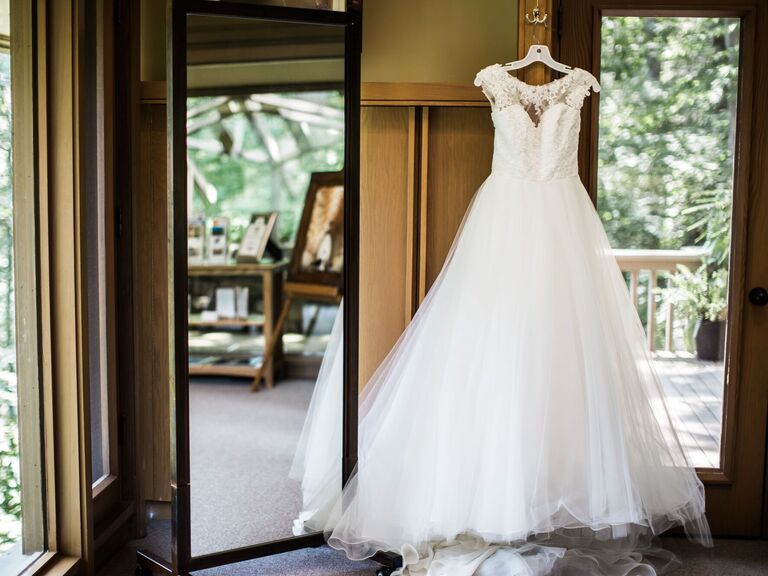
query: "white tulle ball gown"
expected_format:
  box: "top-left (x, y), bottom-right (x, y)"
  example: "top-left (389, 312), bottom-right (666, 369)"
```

top-left (289, 301), bottom-right (344, 535)
top-left (295, 65), bottom-right (712, 575)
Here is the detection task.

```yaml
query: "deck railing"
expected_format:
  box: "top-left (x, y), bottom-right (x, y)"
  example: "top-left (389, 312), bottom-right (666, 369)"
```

top-left (612, 248), bottom-right (709, 352)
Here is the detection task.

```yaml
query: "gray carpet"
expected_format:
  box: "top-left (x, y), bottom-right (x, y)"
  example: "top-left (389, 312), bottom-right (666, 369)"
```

top-left (189, 378), bottom-right (317, 555)
top-left (99, 520), bottom-right (767, 576)
top-left (662, 537), bottom-right (768, 575)
top-left (97, 520), bottom-right (378, 576)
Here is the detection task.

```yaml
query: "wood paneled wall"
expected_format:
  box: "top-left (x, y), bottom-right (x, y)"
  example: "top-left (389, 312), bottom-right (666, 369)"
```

top-left (136, 102), bottom-right (172, 503)
top-left (358, 87), bottom-right (494, 390)
top-left (359, 107), bottom-right (415, 386)
top-left (424, 108), bottom-right (494, 290)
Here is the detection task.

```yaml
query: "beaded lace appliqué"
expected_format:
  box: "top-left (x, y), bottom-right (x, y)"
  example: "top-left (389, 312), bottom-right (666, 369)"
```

top-left (473, 64), bottom-right (597, 180)
top-left (474, 64), bottom-right (593, 124)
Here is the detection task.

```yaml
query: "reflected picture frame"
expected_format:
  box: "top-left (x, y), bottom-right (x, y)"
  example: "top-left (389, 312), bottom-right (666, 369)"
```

top-left (236, 211), bottom-right (278, 263)
top-left (288, 170), bottom-right (344, 288)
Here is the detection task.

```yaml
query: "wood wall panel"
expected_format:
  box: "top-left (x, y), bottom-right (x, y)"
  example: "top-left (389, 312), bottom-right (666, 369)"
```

top-left (424, 108), bottom-right (494, 290)
top-left (358, 107), bottom-right (413, 389)
top-left (136, 103), bottom-right (171, 502)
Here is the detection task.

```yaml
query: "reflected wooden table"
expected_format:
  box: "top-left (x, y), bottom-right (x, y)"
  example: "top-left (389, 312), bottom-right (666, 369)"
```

top-left (187, 261), bottom-right (286, 389)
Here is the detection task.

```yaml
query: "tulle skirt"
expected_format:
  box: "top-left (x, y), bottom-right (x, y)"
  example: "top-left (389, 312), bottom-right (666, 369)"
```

top-left (289, 301), bottom-right (344, 535)
top-left (321, 172), bottom-right (711, 575)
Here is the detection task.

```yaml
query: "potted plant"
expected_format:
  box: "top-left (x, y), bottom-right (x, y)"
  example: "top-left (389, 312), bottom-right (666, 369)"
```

top-left (664, 264), bottom-right (728, 361)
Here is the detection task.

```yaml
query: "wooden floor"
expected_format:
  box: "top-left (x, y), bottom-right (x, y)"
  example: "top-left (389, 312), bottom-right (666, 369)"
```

top-left (653, 352), bottom-right (724, 469)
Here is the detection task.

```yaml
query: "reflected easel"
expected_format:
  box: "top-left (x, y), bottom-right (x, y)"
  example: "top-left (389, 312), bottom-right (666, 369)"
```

top-left (252, 170), bottom-right (345, 391)
top-left (253, 282), bottom-right (341, 390)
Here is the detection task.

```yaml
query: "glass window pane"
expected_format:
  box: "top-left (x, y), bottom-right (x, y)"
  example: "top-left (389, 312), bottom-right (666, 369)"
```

top-left (87, 174), bottom-right (110, 485)
top-left (597, 16), bottom-right (740, 469)
top-left (88, 0), bottom-right (110, 486)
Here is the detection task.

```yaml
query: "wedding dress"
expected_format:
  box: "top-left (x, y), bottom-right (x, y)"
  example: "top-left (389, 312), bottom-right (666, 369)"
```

top-left (289, 301), bottom-right (343, 535)
top-left (297, 65), bottom-right (713, 575)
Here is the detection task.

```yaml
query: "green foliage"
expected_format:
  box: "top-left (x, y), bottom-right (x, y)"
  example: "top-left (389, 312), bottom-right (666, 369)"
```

top-left (598, 17), bottom-right (738, 344)
top-left (665, 264), bottom-right (728, 323)
top-left (663, 264), bottom-right (728, 352)
top-left (0, 50), bottom-right (20, 551)
top-left (598, 16), bottom-right (739, 266)
top-left (187, 91), bottom-right (344, 247)
top-left (682, 185), bottom-right (733, 268)
top-left (0, 374), bottom-right (21, 551)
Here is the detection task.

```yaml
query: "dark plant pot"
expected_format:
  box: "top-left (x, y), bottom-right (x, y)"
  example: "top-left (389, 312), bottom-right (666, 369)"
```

top-left (694, 319), bottom-right (725, 362)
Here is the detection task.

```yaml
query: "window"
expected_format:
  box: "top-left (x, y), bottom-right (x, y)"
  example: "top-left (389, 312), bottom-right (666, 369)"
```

top-left (87, 0), bottom-right (114, 488)
top-left (0, 0), bottom-right (46, 572)
top-left (186, 89), bottom-right (345, 247)
top-left (596, 16), bottom-right (740, 468)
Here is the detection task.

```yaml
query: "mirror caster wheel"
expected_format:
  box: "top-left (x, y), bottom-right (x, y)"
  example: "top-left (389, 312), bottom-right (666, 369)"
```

top-left (375, 568), bottom-right (394, 576)
top-left (135, 564), bottom-right (153, 576)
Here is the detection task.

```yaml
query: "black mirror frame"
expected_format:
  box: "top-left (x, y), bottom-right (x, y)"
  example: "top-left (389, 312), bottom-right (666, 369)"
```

top-left (136, 1), bottom-right (361, 574)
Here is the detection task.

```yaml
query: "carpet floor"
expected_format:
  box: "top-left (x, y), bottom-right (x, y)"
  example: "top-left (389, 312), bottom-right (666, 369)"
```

top-left (98, 519), bottom-right (378, 575)
top-left (99, 520), bottom-right (767, 576)
top-left (189, 378), bottom-right (315, 555)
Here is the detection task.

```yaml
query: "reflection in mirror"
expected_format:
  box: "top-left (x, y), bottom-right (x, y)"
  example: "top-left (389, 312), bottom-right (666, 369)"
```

top-left (185, 13), bottom-right (345, 556)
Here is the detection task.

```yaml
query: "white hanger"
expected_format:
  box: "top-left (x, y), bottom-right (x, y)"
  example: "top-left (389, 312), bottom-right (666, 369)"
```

top-left (502, 44), bottom-right (601, 93)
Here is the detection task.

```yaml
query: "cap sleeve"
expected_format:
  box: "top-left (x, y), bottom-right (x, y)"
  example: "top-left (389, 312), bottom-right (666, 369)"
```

top-left (474, 64), bottom-right (501, 106)
top-left (474, 65), bottom-right (494, 87)
top-left (564, 69), bottom-right (599, 110)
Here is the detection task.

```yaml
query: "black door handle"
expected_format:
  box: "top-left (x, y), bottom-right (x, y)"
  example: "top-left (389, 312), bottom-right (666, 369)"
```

top-left (748, 287), bottom-right (768, 307)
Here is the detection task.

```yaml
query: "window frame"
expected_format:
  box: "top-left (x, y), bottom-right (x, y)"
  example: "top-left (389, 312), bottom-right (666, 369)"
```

top-left (86, 0), bottom-right (121, 499)
top-left (9, 0), bottom-right (108, 574)
top-left (8, 0), bottom-right (46, 565)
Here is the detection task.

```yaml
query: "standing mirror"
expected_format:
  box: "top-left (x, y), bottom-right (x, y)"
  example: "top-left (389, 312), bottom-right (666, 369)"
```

top-left (138, 1), bottom-right (361, 574)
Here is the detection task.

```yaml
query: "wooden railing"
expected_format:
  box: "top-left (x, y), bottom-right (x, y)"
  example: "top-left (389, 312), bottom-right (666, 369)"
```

top-left (612, 248), bottom-right (709, 352)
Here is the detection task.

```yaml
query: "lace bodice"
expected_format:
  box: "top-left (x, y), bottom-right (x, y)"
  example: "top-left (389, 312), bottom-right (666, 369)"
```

top-left (474, 64), bottom-right (598, 181)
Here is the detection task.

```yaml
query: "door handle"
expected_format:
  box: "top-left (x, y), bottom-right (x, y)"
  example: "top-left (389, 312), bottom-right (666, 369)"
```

top-left (748, 287), bottom-right (768, 307)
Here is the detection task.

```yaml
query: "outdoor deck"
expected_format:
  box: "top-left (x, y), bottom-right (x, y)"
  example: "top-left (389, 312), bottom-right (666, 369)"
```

top-left (653, 353), bottom-right (724, 469)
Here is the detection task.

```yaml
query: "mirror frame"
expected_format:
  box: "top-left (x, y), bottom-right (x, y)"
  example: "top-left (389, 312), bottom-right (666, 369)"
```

top-left (137, 1), bottom-right (361, 574)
